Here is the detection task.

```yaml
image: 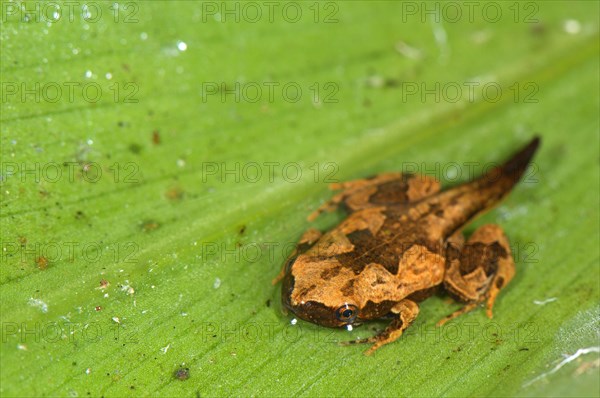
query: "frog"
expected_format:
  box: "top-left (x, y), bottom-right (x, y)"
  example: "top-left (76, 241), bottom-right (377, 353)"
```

top-left (273, 137), bottom-right (540, 355)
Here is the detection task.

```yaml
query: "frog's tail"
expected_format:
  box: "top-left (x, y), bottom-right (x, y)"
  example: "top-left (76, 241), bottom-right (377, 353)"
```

top-left (435, 136), bottom-right (540, 237)
top-left (473, 135), bottom-right (541, 202)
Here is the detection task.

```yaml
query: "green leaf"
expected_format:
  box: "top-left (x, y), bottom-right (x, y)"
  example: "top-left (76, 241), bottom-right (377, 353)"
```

top-left (1, 1), bottom-right (598, 396)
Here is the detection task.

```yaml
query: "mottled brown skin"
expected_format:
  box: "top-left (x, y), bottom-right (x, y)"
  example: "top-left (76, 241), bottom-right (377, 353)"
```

top-left (274, 137), bottom-right (540, 355)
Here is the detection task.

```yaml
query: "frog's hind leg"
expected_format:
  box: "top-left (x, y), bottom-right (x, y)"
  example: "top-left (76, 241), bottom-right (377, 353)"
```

top-left (437, 224), bottom-right (515, 326)
top-left (308, 173), bottom-right (440, 221)
top-left (272, 228), bottom-right (322, 285)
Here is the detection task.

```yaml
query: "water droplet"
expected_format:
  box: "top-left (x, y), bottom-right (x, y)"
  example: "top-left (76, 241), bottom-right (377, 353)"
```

top-left (177, 41), bottom-right (187, 51)
top-left (82, 5), bottom-right (92, 19)
top-left (564, 19), bottom-right (581, 35)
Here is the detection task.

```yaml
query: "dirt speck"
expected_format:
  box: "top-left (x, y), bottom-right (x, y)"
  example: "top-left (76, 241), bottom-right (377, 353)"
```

top-left (128, 143), bottom-right (142, 154)
top-left (141, 220), bottom-right (160, 232)
top-left (174, 367), bottom-right (190, 381)
top-left (36, 256), bottom-right (49, 270)
top-left (165, 186), bottom-right (184, 201)
top-left (530, 22), bottom-right (546, 36)
top-left (152, 130), bottom-right (161, 145)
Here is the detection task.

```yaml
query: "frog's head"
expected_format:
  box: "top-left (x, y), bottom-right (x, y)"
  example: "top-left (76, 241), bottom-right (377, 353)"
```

top-left (281, 257), bottom-right (364, 328)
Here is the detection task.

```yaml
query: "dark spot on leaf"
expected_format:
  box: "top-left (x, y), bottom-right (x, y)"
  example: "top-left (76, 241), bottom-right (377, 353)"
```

top-left (141, 220), bottom-right (160, 232)
top-left (174, 367), bottom-right (190, 381)
top-left (530, 22), bottom-right (546, 36)
top-left (385, 78), bottom-right (399, 88)
top-left (128, 143), bottom-right (142, 154)
top-left (165, 186), bottom-right (184, 201)
top-left (265, 299), bottom-right (271, 307)
top-left (36, 256), bottom-right (48, 270)
top-left (152, 130), bottom-right (161, 145)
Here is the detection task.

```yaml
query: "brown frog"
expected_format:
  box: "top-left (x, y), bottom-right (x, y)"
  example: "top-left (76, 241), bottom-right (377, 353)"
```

top-left (273, 137), bottom-right (540, 355)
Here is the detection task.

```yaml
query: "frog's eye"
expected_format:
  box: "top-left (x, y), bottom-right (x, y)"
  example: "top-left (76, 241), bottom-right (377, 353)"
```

top-left (335, 304), bottom-right (358, 323)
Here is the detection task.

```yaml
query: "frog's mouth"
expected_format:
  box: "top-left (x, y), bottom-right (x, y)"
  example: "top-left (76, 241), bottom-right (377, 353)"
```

top-left (291, 300), bottom-right (359, 328)
top-left (281, 277), bottom-right (360, 328)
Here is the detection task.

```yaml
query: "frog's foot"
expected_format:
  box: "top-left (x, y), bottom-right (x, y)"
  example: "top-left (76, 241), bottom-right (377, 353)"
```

top-left (439, 224), bottom-right (515, 326)
top-left (338, 335), bottom-right (377, 346)
top-left (272, 228), bottom-right (322, 285)
top-left (340, 299), bottom-right (419, 355)
top-left (307, 173), bottom-right (439, 221)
